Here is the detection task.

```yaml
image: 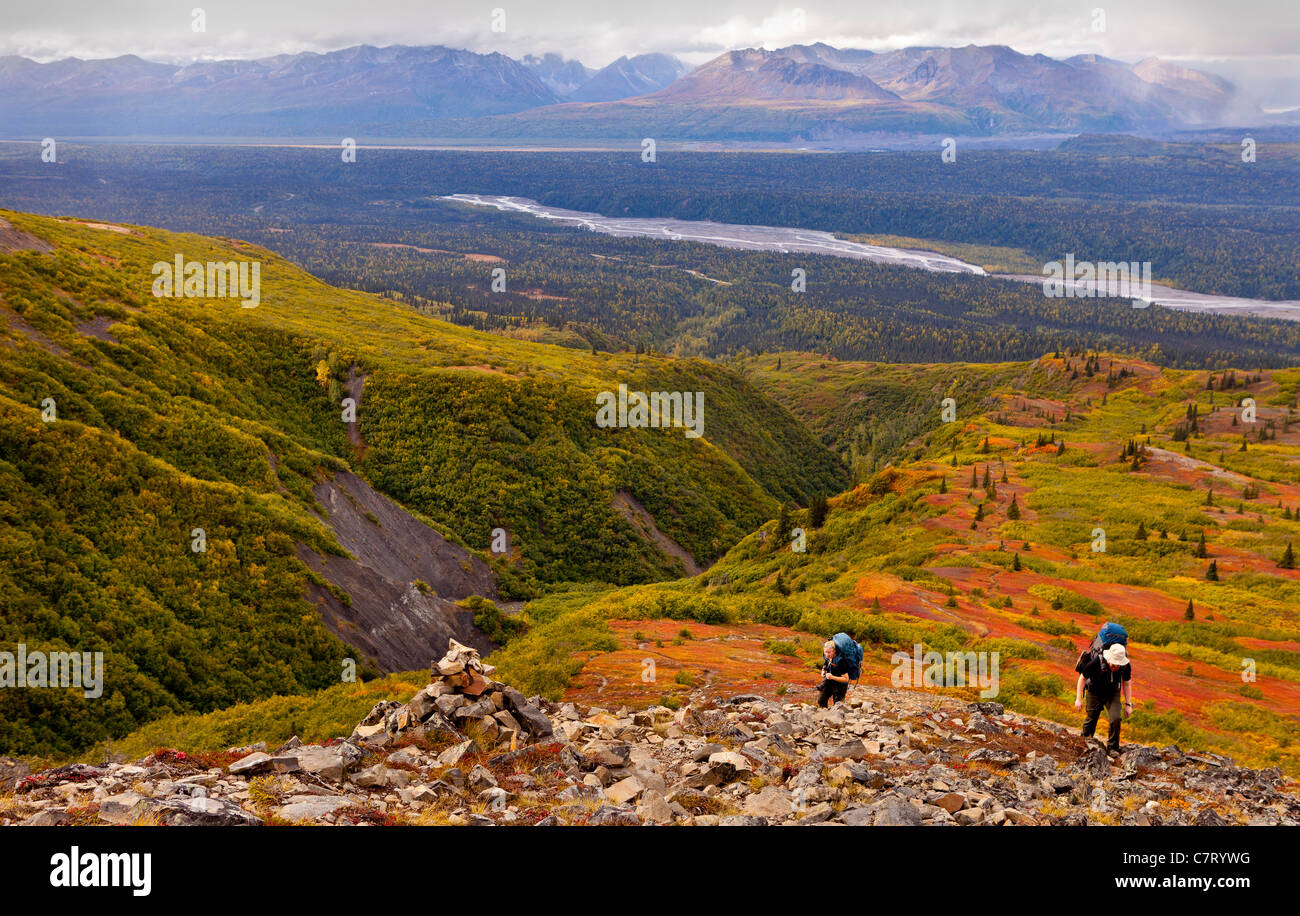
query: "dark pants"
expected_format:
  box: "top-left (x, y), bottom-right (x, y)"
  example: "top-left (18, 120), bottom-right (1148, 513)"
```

top-left (817, 679), bottom-right (848, 707)
top-left (1082, 691), bottom-right (1123, 751)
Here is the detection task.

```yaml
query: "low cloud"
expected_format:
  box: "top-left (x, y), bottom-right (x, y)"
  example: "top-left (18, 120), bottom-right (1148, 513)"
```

top-left (3, 0), bottom-right (1295, 95)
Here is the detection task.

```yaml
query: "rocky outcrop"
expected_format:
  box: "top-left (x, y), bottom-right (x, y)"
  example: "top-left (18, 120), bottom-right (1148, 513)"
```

top-left (298, 471), bottom-right (499, 670)
top-left (4, 666), bottom-right (1296, 827)
top-left (0, 217), bottom-right (54, 254)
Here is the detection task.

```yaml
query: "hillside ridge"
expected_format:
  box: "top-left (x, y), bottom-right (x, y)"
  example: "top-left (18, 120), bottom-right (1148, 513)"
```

top-left (0, 209), bottom-right (841, 755)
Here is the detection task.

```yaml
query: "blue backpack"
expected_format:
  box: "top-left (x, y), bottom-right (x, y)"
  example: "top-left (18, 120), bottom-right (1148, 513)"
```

top-left (832, 632), bottom-right (863, 681)
top-left (1091, 622), bottom-right (1128, 654)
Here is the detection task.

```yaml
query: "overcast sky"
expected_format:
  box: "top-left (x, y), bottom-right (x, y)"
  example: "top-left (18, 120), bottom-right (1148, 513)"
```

top-left (3, 0), bottom-right (1297, 102)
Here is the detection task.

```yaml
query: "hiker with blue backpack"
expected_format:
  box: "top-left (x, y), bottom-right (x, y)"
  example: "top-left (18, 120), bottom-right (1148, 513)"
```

top-left (1074, 622), bottom-right (1133, 755)
top-left (817, 632), bottom-right (863, 707)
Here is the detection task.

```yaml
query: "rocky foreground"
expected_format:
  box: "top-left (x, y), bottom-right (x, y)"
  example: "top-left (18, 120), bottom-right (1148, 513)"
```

top-left (3, 640), bottom-right (1296, 827)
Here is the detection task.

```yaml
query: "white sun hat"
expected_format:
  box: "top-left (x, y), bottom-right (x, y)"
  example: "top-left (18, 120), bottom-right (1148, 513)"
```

top-left (1103, 643), bottom-right (1130, 667)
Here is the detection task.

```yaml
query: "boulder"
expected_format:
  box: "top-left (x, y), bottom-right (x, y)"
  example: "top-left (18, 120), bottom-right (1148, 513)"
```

top-left (453, 697), bottom-right (496, 721)
top-left (707, 751), bottom-right (753, 772)
top-left (408, 687), bottom-right (439, 722)
top-left (289, 745), bottom-right (350, 782)
top-left (743, 786), bottom-right (794, 818)
top-left (966, 748), bottom-right (1019, 768)
top-left (583, 742), bottom-right (632, 768)
top-left (1075, 745), bottom-right (1111, 778)
top-left (467, 765), bottom-right (498, 792)
top-left (933, 792), bottom-right (967, 814)
top-left (636, 790), bottom-right (674, 825)
top-left (436, 739), bottom-right (479, 768)
top-left (397, 785), bottom-right (440, 805)
top-left (276, 795), bottom-right (352, 822)
top-left (97, 793), bottom-right (151, 825)
top-left (872, 797), bottom-right (923, 827)
top-left (605, 775), bottom-right (645, 806)
top-left (228, 751), bottom-right (273, 776)
top-left (351, 764), bottom-right (409, 789)
top-left (387, 746), bottom-right (428, 767)
top-left (586, 805), bottom-right (641, 826)
top-left (19, 809), bottom-right (70, 826)
top-left (435, 694), bottom-right (469, 717)
top-left (558, 784), bottom-right (605, 803)
top-left (820, 739), bottom-right (871, 760)
top-left (154, 796), bottom-right (263, 827)
top-left (493, 709), bottom-right (522, 733)
top-left (512, 702), bottom-right (554, 739)
top-left (356, 701), bottom-right (401, 728)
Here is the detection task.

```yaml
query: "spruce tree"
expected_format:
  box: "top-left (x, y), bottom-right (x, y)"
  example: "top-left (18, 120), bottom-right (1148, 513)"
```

top-left (809, 494), bottom-right (829, 528)
top-left (775, 503), bottom-right (791, 548)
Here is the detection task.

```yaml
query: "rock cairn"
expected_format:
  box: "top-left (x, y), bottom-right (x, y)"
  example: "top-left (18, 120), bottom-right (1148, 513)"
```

top-left (352, 638), bottom-right (554, 757)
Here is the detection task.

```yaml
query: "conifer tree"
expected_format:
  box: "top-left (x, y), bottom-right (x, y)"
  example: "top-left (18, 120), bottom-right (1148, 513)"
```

top-left (775, 503), bottom-right (791, 548)
top-left (809, 494), bottom-right (829, 528)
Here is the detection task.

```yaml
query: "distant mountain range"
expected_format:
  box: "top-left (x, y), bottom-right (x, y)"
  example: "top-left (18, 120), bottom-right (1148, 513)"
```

top-left (0, 41), bottom-right (1268, 142)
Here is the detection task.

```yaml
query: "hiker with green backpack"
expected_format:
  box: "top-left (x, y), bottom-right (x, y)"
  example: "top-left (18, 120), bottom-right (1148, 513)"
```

top-left (817, 632), bottom-right (863, 707)
top-left (1075, 621), bottom-right (1134, 755)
